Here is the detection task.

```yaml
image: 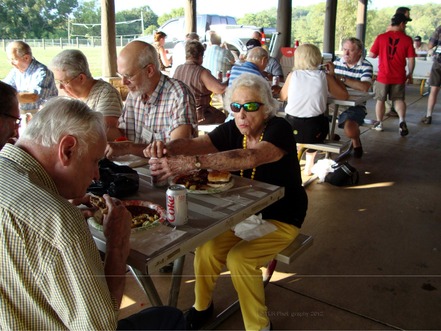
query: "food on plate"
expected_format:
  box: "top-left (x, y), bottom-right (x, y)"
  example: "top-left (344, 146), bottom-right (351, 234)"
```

top-left (125, 205), bottom-right (161, 229)
top-left (89, 200), bottom-right (165, 231)
top-left (174, 169), bottom-right (232, 191)
top-left (207, 170), bottom-right (232, 188)
top-left (174, 169), bottom-right (209, 190)
top-left (90, 195), bottom-right (108, 214)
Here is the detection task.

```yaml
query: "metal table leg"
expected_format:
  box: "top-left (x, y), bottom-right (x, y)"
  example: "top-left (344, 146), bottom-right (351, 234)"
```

top-left (168, 255), bottom-right (186, 307)
top-left (128, 265), bottom-right (164, 306)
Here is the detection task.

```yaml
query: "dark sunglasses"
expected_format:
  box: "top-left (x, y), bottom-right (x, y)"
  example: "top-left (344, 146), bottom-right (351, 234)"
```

top-left (230, 102), bottom-right (264, 113)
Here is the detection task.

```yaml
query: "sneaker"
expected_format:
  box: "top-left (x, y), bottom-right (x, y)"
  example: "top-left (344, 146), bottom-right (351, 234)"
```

top-left (372, 122), bottom-right (383, 131)
top-left (185, 302), bottom-right (214, 330)
top-left (399, 121), bottom-right (409, 136)
top-left (353, 139), bottom-right (363, 158)
top-left (421, 116), bottom-right (432, 124)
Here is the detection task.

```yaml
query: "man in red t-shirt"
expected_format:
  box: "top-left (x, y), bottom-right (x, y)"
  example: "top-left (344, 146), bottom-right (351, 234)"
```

top-left (369, 13), bottom-right (416, 136)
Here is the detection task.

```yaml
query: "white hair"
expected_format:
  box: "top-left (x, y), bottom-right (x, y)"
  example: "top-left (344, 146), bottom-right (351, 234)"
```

top-left (224, 73), bottom-right (279, 117)
top-left (20, 97), bottom-right (106, 156)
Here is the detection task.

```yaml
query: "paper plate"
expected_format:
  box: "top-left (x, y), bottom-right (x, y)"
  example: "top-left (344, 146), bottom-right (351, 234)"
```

top-left (171, 171), bottom-right (234, 195)
top-left (88, 200), bottom-right (166, 232)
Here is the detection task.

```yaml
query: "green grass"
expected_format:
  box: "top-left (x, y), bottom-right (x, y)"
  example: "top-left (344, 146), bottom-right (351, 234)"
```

top-left (0, 46), bottom-right (123, 79)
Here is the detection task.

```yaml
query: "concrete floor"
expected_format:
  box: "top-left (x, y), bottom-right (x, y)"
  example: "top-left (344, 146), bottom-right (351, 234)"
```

top-left (119, 84), bottom-right (441, 330)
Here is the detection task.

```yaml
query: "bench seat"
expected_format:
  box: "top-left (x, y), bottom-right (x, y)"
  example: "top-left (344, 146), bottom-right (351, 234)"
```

top-left (297, 140), bottom-right (351, 155)
top-left (275, 233), bottom-right (314, 265)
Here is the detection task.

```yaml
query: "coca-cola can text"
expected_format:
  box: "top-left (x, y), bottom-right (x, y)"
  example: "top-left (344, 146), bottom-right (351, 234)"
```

top-left (166, 185), bottom-right (188, 226)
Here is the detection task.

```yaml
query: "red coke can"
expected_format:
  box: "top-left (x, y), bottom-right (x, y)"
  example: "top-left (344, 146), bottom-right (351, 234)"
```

top-left (166, 185), bottom-right (188, 226)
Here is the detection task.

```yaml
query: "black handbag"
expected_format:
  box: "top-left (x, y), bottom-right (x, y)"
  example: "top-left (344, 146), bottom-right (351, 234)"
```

top-left (325, 161), bottom-right (359, 186)
top-left (87, 158), bottom-right (139, 198)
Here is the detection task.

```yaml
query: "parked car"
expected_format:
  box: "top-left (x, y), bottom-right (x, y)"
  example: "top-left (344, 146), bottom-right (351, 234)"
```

top-left (138, 14), bottom-right (237, 54)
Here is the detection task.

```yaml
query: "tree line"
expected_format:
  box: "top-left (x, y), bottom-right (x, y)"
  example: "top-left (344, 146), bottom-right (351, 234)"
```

top-left (0, 0), bottom-right (439, 50)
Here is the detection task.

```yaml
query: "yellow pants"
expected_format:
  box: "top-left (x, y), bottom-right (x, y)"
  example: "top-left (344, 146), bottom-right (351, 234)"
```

top-left (194, 220), bottom-right (299, 331)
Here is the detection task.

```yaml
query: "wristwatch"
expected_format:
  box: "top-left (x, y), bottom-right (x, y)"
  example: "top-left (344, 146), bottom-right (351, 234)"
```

top-left (194, 155), bottom-right (201, 169)
top-left (340, 76), bottom-right (346, 83)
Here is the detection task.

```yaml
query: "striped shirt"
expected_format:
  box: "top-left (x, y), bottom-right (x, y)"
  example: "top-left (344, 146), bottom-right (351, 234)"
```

top-left (202, 45), bottom-right (235, 75)
top-left (119, 74), bottom-right (197, 143)
top-left (228, 61), bottom-right (265, 87)
top-left (333, 57), bottom-right (373, 83)
top-left (85, 79), bottom-right (123, 118)
top-left (3, 58), bottom-right (58, 111)
top-left (0, 144), bottom-right (118, 330)
top-left (173, 62), bottom-right (212, 114)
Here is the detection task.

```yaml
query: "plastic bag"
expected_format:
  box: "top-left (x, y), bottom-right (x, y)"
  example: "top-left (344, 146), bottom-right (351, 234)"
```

top-left (87, 158), bottom-right (139, 198)
top-left (311, 158), bottom-right (337, 182)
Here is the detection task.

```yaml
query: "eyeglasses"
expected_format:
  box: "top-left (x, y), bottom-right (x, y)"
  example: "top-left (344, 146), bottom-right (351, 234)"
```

top-left (55, 74), bottom-right (80, 86)
top-left (1, 113), bottom-right (22, 125)
top-left (117, 64), bottom-right (148, 82)
top-left (230, 102), bottom-right (264, 113)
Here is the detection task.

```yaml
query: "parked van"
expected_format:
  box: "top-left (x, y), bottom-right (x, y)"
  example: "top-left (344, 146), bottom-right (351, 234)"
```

top-left (142, 14), bottom-right (237, 52)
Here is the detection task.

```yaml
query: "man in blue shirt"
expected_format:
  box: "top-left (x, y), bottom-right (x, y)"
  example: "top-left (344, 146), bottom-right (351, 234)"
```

top-left (228, 46), bottom-right (268, 86)
top-left (333, 37), bottom-right (373, 158)
top-left (202, 32), bottom-right (235, 75)
top-left (224, 46), bottom-right (269, 121)
top-left (3, 41), bottom-right (58, 129)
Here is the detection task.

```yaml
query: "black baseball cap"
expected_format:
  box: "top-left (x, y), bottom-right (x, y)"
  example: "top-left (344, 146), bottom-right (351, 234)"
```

top-left (391, 13), bottom-right (411, 26)
top-left (395, 7), bottom-right (412, 21)
top-left (246, 38), bottom-right (262, 50)
top-left (414, 36), bottom-right (421, 41)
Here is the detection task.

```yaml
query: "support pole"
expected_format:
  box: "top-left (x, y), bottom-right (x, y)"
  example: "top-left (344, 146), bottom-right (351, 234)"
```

top-left (101, 0), bottom-right (117, 78)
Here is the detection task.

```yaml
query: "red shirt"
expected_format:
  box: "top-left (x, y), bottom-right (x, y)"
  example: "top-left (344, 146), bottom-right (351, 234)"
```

top-left (370, 30), bottom-right (416, 84)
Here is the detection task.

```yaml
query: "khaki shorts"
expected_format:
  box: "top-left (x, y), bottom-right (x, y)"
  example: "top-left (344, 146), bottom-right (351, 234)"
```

top-left (429, 61), bottom-right (441, 87)
top-left (373, 81), bottom-right (405, 102)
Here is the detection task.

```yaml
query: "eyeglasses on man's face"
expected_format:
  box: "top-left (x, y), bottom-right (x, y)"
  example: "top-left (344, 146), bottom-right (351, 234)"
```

top-left (230, 102), bottom-right (264, 113)
top-left (55, 74), bottom-right (80, 86)
top-left (1, 113), bottom-right (22, 125)
top-left (117, 64), bottom-right (148, 82)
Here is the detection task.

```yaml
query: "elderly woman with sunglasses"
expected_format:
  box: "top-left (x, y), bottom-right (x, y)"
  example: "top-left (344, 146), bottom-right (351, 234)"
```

top-left (144, 73), bottom-right (308, 331)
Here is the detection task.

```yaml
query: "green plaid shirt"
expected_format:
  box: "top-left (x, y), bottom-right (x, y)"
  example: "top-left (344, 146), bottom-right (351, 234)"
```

top-left (0, 144), bottom-right (118, 330)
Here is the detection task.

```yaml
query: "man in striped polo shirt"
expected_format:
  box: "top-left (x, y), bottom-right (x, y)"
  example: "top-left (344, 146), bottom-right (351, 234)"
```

top-left (333, 37), bottom-right (373, 158)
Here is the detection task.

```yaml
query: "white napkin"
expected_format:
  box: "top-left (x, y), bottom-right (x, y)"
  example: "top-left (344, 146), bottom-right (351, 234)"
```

top-left (232, 214), bottom-right (277, 241)
top-left (311, 158), bottom-right (337, 182)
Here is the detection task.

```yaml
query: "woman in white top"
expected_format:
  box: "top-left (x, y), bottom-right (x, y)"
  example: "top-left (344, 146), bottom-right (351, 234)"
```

top-left (280, 44), bottom-right (348, 175)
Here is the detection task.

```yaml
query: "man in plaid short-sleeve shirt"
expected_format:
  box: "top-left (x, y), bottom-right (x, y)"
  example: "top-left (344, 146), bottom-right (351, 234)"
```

top-left (106, 41), bottom-right (198, 158)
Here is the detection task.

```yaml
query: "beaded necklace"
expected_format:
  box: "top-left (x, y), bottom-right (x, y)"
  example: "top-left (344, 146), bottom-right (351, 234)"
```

top-left (240, 127), bottom-right (265, 180)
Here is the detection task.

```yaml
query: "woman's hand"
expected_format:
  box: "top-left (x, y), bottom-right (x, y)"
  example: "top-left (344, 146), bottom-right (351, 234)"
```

top-left (324, 62), bottom-right (335, 75)
top-left (143, 141), bottom-right (167, 158)
top-left (149, 155), bottom-right (194, 182)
